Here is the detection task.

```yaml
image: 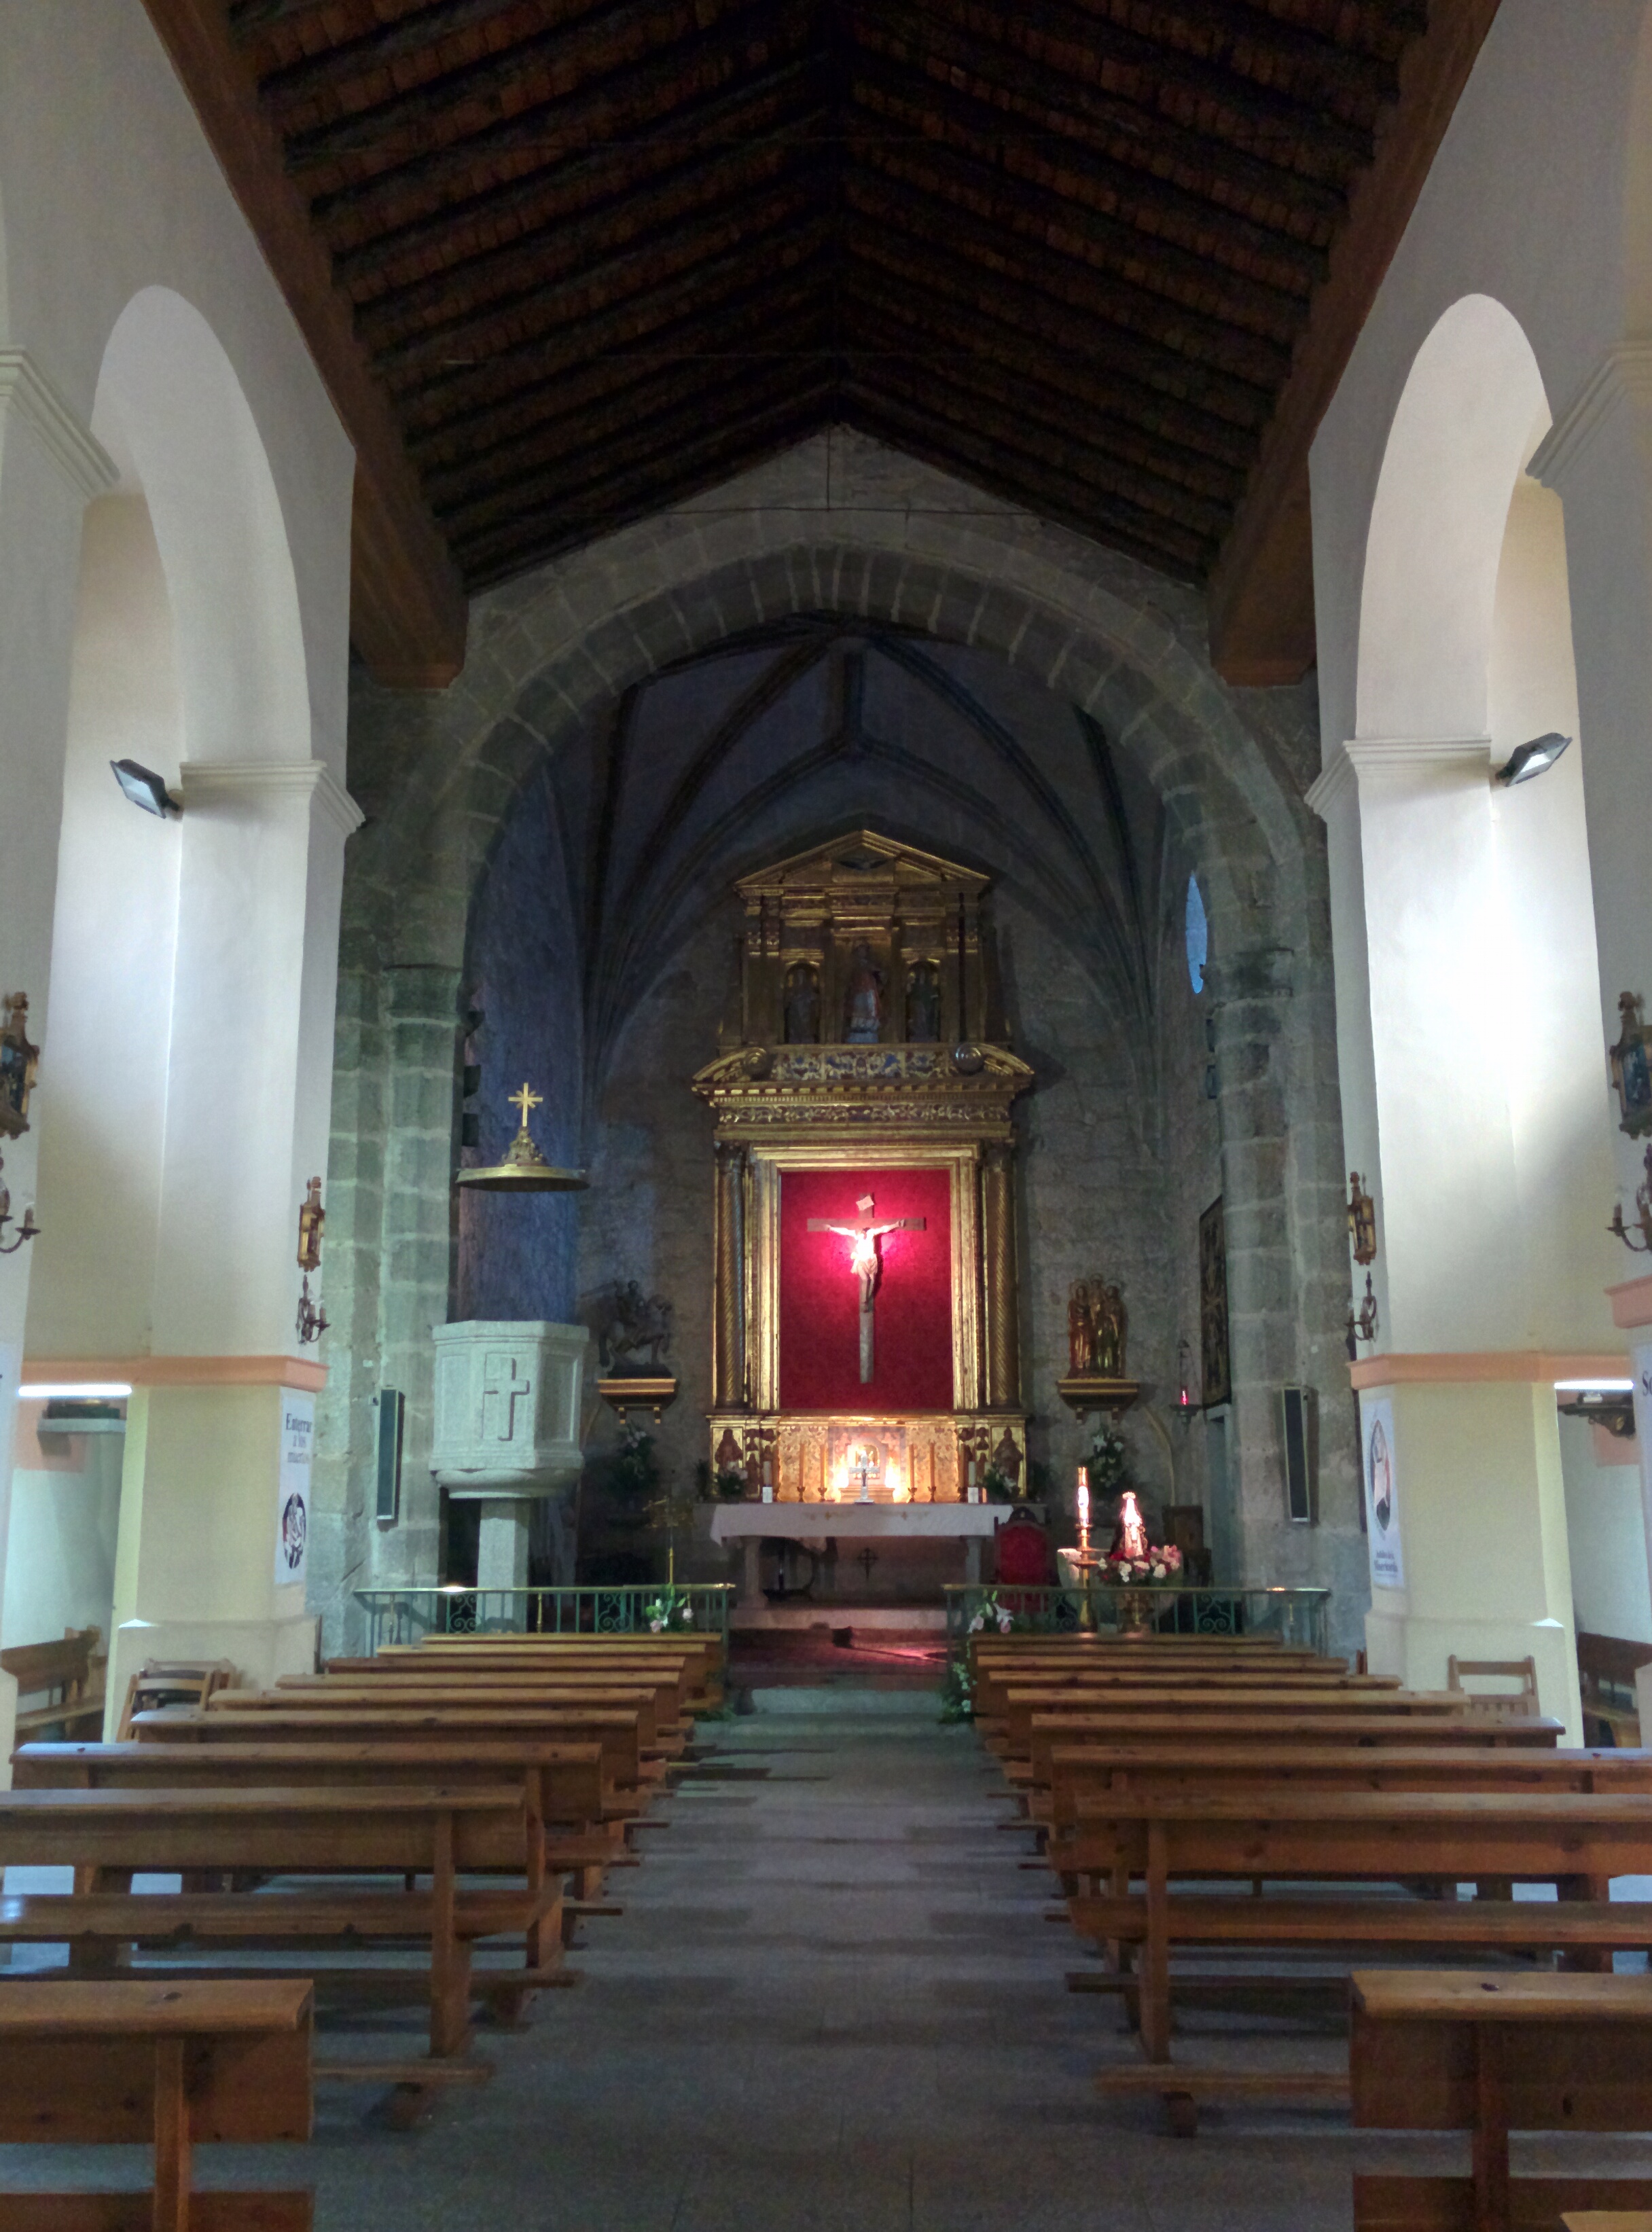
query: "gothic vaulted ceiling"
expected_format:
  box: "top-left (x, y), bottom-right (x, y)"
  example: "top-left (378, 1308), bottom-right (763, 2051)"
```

top-left (150, 0), bottom-right (1498, 680)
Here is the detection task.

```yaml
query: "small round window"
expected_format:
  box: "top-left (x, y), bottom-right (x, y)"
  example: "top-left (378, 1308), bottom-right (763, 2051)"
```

top-left (1185, 874), bottom-right (1208, 995)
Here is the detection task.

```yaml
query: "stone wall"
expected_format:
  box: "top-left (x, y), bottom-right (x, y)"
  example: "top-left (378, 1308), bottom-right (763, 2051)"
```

top-left (309, 434), bottom-right (1363, 1653)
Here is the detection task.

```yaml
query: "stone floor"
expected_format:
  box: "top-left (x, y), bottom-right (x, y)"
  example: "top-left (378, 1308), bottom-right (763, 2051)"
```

top-left (7, 1693), bottom-right (1652, 2227)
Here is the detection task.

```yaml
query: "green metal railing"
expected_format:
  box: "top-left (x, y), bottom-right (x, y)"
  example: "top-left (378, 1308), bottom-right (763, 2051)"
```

top-left (944, 1583), bottom-right (1333, 1659)
top-left (354, 1584), bottom-right (734, 1655)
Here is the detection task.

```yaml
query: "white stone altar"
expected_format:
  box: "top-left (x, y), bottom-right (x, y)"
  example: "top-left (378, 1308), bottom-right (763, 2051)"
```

top-left (431, 1320), bottom-right (590, 1587)
top-left (708, 1498), bottom-right (1040, 1603)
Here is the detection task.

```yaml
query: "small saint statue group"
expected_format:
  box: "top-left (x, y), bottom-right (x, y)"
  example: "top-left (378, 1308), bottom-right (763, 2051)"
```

top-left (1068, 1276), bottom-right (1128, 1379)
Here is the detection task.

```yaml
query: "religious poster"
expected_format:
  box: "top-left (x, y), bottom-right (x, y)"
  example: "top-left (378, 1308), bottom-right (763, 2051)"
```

top-left (1361, 1392), bottom-right (1404, 1590)
top-left (1198, 1195), bottom-right (1231, 1408)
top-left (275, 1389), bottom-right (314, 1587)
top-left (779, 1168), bottom-right (953, 1411)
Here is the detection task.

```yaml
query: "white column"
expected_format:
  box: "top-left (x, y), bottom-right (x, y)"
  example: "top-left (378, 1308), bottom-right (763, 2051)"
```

top-left (1533, 345), bottom-right (1652, 1606)
top-left (0, 348), bottom-right (115, 1640)
top-left (105, 762), bottom-right (361, 1710)
top-left (1309, 742), bottom-right (1602, 1733)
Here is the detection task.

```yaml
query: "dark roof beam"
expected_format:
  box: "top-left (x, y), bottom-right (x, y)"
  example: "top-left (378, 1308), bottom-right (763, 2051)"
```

top-left (440, 357), bottom-right (819, 540)
top-left (839, 275), bottom-right (1246, 505)
top-left (851, 51), bottom-right (1324, 296)
top-left (415, 275), bottom-right (831, 482)
top-left (848, 0), bottom-right (1346, 230)
top-left (425, 308), bottom-right (833, 509)
top-left (455, 389), bottom-right (837, 578)
top-left (844, 365), bottom-right (1223, 553)
top-left (330, 43), bottom-right (823, 287)
top-left (373, 166), bottom-right (831, 382)
top-left (903, 0), bottom-right (1374, 172)
top-left (844, 233), bottom-right (1259, 459)
top-left (282, 0), bottom-right (774, 170)
top-left (850, 120), bottom-right (1306, 348)
top-left (400, 214), bottom-right (833, 431)
top-left (846, 181), bottom-right (1278, 418)
top-left (355, 118), bottom-right (826, 348)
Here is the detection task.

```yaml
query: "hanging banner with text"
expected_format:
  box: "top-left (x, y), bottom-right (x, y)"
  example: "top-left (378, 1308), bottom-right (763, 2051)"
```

top-left (276, 1390), bottom-right (314, 1587)
top-left (1360, 1391), bottom-right (1404, 1591)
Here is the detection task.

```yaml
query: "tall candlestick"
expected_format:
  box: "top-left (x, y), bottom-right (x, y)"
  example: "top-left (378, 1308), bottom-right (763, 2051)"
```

top-left (1075, 1464), bottom-right (1090, 1549)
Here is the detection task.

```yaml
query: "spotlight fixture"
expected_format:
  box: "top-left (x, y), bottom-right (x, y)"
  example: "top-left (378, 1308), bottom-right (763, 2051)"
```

top-left (1494, 732), bottom-right (1571, 787)
top-left (110, 759), bottom-right (181, 818)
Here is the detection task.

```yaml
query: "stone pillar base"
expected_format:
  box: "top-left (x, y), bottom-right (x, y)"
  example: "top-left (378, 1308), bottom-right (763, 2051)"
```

top-left (105, 1614), bottom-right (318, 1739)
top-left (478, 1500), bottom-right (531, 1591)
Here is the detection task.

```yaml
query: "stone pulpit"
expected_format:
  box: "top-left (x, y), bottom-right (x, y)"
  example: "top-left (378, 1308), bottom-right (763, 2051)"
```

top-left (431, 1320), bottom-right (590, 1587)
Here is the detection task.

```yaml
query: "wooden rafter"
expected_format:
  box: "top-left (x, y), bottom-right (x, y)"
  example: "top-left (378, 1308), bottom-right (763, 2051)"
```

top-left (146, 0), bottom-right (1487, 671)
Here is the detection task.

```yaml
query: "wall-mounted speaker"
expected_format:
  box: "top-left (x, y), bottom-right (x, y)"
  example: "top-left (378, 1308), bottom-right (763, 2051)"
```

top-left (375, 1389), bottom-right (405, 1525)
top-left (1280, 1384), bottom-right (1316, 1524)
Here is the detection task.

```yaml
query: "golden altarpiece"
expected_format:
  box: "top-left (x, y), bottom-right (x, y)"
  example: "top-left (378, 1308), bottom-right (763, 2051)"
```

top-left (692, 831), bottom-right (1033, 1504)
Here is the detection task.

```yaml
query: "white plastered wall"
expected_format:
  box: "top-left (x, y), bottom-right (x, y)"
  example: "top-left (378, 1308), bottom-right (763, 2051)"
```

top-left (0, 1), bottom-right (358, 1683)
top-left (1307, 0), bottom-right (1652, 1709)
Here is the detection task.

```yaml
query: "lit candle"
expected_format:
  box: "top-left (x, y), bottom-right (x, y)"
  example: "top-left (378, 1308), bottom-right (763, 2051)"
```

top-left (1075, 1464), bottom-right (1090, 1534)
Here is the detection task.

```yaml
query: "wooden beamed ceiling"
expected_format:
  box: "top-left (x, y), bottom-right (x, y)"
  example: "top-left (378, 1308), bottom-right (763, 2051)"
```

top-left (146, 0), bottom-right (1500, 687)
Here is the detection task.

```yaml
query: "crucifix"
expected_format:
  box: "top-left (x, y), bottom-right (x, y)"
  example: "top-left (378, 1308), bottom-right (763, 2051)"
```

top-left (509, 1081), bottom-right (543, 1130)
top-left (808, 1193), bottom-right (927, 1384)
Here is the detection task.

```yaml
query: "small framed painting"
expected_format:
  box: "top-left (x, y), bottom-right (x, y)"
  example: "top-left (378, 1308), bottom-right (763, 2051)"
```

top-left (1198, 1195), bottom-right (1232, 1409)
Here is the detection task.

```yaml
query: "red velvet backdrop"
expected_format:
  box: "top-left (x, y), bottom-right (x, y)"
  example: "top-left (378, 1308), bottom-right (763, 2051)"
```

top-left (780, 1168), bottom-right (954, 1411)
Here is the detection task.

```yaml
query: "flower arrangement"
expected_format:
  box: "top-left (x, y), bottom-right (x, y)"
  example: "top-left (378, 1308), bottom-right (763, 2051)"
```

top-left (643, 1590), bottom-right (698, 1634)
top-left (967, 1589), bottom-right (1016, 1636)
top-left (1098, 1541), bottom-right (1185, 1584)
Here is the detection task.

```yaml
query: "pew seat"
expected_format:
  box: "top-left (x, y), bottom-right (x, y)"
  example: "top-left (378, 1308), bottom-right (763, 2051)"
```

top-left (1352, 1969), bottom-right (1652, 2232)
top-left (0, 1976), bottom-right (312, 2231)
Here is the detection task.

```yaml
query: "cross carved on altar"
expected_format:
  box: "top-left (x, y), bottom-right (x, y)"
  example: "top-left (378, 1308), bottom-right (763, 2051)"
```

top-left (808, 1193), bottom-right (927, 1384)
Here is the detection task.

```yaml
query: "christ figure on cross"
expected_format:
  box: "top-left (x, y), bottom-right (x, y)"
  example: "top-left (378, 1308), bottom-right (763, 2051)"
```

top-left (808, 1193), bottom-right (927, 1384)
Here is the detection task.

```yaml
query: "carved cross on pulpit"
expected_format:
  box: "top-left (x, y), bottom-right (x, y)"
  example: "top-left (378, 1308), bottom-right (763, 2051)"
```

top-left (808, 1193), bottom-right (927, 1384)
top-left (482, 1350), bottom-right (534, 1442)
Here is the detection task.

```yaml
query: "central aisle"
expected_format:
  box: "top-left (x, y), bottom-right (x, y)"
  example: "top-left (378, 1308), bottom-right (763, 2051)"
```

top-left (319, 1697), bottom-right (1357, 2229)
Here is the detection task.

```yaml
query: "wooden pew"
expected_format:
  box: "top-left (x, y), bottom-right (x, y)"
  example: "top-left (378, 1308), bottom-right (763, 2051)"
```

top-left (0, 1977), bottom-right (313, 2231)
top-left (1044, 1740), bottom-right (1652, 1838)
top-left (1352, 1970), bottom-right (1652, 2231)
top-left (411, 1632), bottom-right (724, 1704)
top-left (2, 1627), bottom-right (105, 1740)
top-left (973, 1665), bottom-right (1395, 1731)
top-left (15, 1736), bottom-right (622, 1898)
top-left (1578, 1632), bottom-right (1652, 1748)
top-left (327, 1651), bottom-right (702, 1722)
top-left (0, 1784), bottom-right (550, 2062)
top-left (238, 1680), bottom-right (678, 1757)
top-left (993, 1688), bottom-right (1497, 1778)
top-left (274, 1670), bottom-right (691, 1750)
top-left (1064, 1789), bottom-right (1652, 2097)
top-left (142, 1706), bottom-right (652, 1797)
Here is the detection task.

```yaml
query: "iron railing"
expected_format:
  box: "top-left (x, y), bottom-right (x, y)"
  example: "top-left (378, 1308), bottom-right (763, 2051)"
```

top-left (943, 1583), bottom-right (1333, 1659)
top-left (354, 1584), bottom-right (734, 1655)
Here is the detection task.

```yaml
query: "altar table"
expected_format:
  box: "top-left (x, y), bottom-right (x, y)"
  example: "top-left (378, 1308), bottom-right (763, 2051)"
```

top-left (708, 1500), bottom-right (1041, 1602)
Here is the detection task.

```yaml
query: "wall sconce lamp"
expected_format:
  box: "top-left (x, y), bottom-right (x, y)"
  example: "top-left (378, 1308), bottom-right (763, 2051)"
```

top-left (0, 1149), bottom-right (39, 1256)
top-left (295, 1176), bottom-right (327, 1344)
top-left (1346, 1172), bottom-right (1377, 1265)
top-left (1494, 732), bottom-right (1570, 787)
top-left (110, 759), bottom-right (181, 818)
top-left (1345, 1274), bottom-right (1379, 1360)
top-left (1609, 1142), bottom-right (1652, 1253)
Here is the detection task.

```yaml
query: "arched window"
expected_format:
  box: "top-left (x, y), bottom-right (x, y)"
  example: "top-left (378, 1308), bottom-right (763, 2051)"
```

top-left (1184, 873), bottom-right (1208, 996)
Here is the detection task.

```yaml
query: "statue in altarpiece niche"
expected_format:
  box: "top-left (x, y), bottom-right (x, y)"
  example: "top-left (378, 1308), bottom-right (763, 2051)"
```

top-left (905, 960), bottom-right (941, 1043)
top-left (1066, 1276), bottom-right (1128, 1378)
top-left (783, 963), bottom-right (820, 1045)
top-left (844, 943), bottom-right (884, 1043)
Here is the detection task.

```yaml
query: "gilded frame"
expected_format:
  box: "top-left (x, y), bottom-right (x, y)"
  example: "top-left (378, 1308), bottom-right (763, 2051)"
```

top-left (745, 1138), bottom-right (984, 1414)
